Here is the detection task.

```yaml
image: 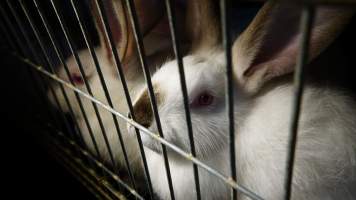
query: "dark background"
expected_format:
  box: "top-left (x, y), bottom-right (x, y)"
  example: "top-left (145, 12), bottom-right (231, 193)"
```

top-left (1, 0), bottom-right (98, 199)
top-left (1, 0), bottom-right (356, 199)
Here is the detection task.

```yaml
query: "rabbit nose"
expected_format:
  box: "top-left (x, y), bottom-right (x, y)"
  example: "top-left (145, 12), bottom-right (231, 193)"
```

top-left (131, 88), bottom-right (157, 129)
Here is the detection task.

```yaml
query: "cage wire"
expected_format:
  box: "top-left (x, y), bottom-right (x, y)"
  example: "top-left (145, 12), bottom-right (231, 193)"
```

top-left (1, 0), bottom-right (355, 200)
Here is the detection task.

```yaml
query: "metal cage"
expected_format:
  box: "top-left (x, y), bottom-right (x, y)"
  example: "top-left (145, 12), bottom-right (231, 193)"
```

top-left (1, 0), bottom-right (355, 199)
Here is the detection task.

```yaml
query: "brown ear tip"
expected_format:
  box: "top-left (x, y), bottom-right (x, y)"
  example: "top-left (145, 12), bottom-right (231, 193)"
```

top-left (243, 66), bottom-right (256, 78)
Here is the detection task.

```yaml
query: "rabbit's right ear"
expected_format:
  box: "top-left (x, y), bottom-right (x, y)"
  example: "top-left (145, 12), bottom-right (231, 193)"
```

top-left (232, 1), bottom-right (354, 93)
top-left (91, 0), bottom-right (129, 64)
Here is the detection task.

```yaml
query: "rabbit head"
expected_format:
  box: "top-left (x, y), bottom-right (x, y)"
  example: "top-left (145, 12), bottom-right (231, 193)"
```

top-left (130, 0), bottom-right (353, 158)
top-left (47, 0), bottom-right (178, 115)
top-left (46, 47), bottom-right (110, 117)
top-left (128, 0), bottom-right (225, 157)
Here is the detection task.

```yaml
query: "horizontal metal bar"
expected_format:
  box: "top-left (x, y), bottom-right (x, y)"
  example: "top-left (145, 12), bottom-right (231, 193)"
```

top-left (16, 53), bottom-right (263, 200)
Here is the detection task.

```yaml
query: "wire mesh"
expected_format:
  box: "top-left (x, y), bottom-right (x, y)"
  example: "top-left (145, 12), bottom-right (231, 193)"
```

top-left (1, 0), bottom-right (355, 200)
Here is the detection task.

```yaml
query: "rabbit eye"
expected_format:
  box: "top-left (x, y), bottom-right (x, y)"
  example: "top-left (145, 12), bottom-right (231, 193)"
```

top-left (192, 92), bottom-right (214, 107)
top-left (71, 74), bottom-right (84, 85)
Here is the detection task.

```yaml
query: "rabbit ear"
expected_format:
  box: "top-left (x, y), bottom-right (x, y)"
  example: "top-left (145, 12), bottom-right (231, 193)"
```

top-left (185, 0), bottom-right (221, 53)
top-left (91, 0), bottom-right (129, 66)
top-left (91, 0), bottom-right (125, 61)
top-left (232, 1), bottom-right (354, 93)
top-left (91, 0), bottom-right (164, 69)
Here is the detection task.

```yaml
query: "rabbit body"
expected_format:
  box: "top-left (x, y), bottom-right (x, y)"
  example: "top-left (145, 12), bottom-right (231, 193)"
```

top-left (235, 82), bottom-right (356, 200)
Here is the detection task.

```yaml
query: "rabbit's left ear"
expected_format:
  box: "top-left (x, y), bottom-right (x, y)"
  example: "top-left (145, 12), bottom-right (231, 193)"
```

top-left (232, 1), bottom-right (354, 93)
top-left (185, 0), bottom-right (221, 53)
top-left (91, 0), bottom-right (164, 67)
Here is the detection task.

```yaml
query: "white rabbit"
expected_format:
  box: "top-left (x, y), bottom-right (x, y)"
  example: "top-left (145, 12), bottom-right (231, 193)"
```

top-left (129, 1), bottom-right (356, 199)
top-left (47, 0), bottom-right (179, 181)
top-left (47, 46), bottom-right (145, 174)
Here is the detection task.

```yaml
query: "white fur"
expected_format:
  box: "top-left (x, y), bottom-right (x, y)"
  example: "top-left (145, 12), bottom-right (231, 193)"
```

top-left (132, 50), bottom-right (356, 200)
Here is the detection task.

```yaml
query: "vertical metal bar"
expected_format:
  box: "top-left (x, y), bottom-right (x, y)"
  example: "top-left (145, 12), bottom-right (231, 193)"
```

top-left (284, 4), bottom-right (315, 200)
top-left (69, 0), bottom-right (139, 187)
top-left (93, 0), bottom-right (154, 197)
top-left (220, 0), bottom-right (237, 199)
top-left (164, 0), bottom-right (201, 199)
top-left (124, 0), bottom-right (176, 199)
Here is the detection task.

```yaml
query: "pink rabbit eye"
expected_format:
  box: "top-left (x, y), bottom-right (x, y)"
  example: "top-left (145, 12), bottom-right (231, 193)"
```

top-left (72, 74), bottom-right (84, 85)
top-left (193, 92), bottom-right (214, 107)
